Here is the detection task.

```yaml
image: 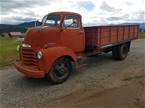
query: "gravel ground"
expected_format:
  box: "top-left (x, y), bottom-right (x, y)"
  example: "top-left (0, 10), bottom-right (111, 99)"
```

top-left (0, 39), bottom-right (145, 108)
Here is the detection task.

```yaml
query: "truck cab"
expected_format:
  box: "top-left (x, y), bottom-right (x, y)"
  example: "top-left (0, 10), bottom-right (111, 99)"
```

top-left (15, 12), bottom-right (85, 83)
top-left (24, 12), bottom-right (85, 53)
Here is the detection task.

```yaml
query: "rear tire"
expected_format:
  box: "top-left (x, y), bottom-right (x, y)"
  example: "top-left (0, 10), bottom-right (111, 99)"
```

top-left (48, 58), bottom-right (73, 84)
top-left (112, 43), bottom-right (129, 60)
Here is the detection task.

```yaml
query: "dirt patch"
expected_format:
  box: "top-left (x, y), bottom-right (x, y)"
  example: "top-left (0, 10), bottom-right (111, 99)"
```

top-left (46, 80), bottom-right (144, 108)
top-left (46, 69), bottom-right (145, 108)
top-left (0, 39), bottom-right (145, 108)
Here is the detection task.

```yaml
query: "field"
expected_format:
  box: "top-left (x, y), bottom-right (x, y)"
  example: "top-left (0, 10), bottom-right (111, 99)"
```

top-left (0, 37), bottom-right (21, 69)
top-left (0, 31), bottom-right (145, 69)
top-left (139, 31), bottom-right (145, 38)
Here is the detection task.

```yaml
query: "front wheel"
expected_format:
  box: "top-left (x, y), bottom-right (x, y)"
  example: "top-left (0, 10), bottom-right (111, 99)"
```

top-left (48, 58), bottom-right (73, 84)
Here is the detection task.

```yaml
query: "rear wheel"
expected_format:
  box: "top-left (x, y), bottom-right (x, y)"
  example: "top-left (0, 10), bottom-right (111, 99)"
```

top-left (48, 58), bottom-right (73, 84)
top-left (112, 43), bottom-right (130, 60)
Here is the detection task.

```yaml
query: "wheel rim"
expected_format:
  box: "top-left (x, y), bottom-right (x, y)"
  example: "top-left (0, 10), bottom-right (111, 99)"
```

top-left (54, 62), bottom-right (70, 78)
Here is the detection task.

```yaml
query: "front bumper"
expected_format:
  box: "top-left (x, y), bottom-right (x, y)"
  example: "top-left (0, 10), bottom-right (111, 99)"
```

top-left (15, 61), bottom-right (45, 78)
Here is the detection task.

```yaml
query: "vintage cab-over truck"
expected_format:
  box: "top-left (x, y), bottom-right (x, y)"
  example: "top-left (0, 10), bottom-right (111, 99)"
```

top-left (15, 12), bottom-right (139, 84)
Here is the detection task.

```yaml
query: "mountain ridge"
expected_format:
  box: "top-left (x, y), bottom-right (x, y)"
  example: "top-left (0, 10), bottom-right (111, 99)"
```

top-left (0, 21), bottom-right (41, 33)
top-left (0, 22), bottom-right (145, 34)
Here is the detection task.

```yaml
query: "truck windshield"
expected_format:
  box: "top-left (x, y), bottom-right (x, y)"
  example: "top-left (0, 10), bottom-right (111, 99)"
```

top-left (41, 14), bottom-right (61, 27)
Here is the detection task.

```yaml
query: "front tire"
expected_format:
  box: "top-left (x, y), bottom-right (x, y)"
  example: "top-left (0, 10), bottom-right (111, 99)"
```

top-left (48, 58), bottom-right (73, 84)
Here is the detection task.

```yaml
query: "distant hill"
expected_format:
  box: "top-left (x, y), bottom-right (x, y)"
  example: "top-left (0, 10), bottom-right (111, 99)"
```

top-left (17, 21), bottom-right (41, 28)
top-left (0, 22), bottom-right (145, 34)
top-left (139, 23), bottom-right (145, 30)
top-left (121, 23), bottom-right (145, 30)
top-left (0, 21), bottom-right (41, 34)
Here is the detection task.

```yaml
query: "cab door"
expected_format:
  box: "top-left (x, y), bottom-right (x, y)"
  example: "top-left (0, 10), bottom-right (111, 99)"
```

top-left (61, 15), bottom-right (85, 53)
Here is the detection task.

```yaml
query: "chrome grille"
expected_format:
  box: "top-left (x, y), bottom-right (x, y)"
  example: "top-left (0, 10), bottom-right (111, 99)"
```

top-left (22, 48), bottom-right (38, 67)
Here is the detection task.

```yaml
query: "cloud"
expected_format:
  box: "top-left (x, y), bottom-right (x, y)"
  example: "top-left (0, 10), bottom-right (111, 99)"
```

top-left (107, 17), bottom-right (122, 21)
top-left (125, 1), bottom-right (133, 6)
top-left (100, 1), bottom-right (122, 12)
top-left (1, 0), bottom-right (34, 15)
top-left (0, 0), bottom-right (144, 25)
top-left (77, 1), bottom-right (95, 11)
top-left (0, 0), bottom-right (59, 15)
top-left (107, 10), bottom-right (145, 24)
top-left (127, 11), bottom-right (145, 23)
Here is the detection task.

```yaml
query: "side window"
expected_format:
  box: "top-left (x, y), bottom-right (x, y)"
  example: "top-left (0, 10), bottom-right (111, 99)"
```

top-left (64, 16), bottom-right (80, 28)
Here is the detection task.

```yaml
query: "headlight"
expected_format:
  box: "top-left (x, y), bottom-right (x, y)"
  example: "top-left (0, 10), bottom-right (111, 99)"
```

top-left (16, 45), bottom-right (20, 52)
top-left (37, 51), bottom-right (43, 59)
top-left (22, 43), bottom-right (31, 48)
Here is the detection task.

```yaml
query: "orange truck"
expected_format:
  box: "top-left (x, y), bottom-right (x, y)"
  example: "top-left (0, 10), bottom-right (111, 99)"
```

top-left (15, 12), bottom-right (139, 84)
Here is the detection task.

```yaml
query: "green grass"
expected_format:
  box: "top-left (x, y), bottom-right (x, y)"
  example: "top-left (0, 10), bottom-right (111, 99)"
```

top-left (139, 32), bottom-right (145, 39)
top-left (0, 37), bottom-right (21, 69)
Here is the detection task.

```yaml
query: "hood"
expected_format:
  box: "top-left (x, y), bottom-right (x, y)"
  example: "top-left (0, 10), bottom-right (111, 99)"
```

top-left (24, 26), bottom-right (61, 48)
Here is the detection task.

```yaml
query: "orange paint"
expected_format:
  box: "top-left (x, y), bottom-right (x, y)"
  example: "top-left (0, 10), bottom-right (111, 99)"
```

top-left (15, 11), bottom-right (139, 78)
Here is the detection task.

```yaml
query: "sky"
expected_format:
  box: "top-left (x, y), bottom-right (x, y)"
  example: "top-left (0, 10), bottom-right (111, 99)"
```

top-left (0, 0), bottom-right (145, 26)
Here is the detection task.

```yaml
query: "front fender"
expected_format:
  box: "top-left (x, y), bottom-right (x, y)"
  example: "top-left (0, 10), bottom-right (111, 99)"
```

top-left (41, 47), bottom-right (77, 74)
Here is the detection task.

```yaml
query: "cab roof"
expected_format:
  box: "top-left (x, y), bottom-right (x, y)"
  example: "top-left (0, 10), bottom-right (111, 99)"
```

top-left (48, 11), bottom-right (81, 17)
